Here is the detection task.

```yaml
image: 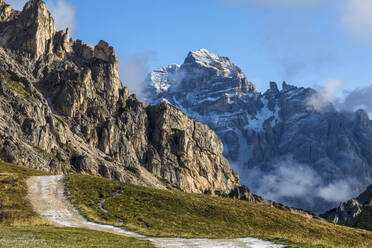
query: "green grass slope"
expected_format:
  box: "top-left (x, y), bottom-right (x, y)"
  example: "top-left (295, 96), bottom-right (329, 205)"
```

top-left (0, 161), bottom-right (154, 248)
top-left (0, 162), bottom-right (49, 226)
top-left (66, 174), bottom-right (372, 248)
top-left (354, 206), bottom-right (372, 231)
top-left (0, 226), bottom-right (152, 248)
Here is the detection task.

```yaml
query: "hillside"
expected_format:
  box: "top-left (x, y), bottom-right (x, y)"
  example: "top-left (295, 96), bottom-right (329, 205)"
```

top-left (64, 174), bottom-right (372, 248)
top-left (322, 184), bottom-right (372, 232)
top-left (0, 161), bottom-right (154, 248)
top-left (1, 154), bottom-right (372, 248)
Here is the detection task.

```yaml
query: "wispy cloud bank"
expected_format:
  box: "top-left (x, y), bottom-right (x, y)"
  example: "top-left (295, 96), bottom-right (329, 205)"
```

top-left (305, 79), bottom-right (372, 116)
top-left (119, 52), bottom-right (157, 101)
top-left (307, 79), bottom-right (343, 111)
top-left (238, 156), bottom-right (356, 211)
top-left (6, 0), bottom-right (76, 35)
top-left (46, 0), bottom-right (76, 34)
top-left (341, 85), bottom-right (372, 114)
top-left (226, 0), bottom-right (372, 43)
top-left (318, 181), bottom-right (354, 202)
top-left (260, 23), bottom-right (339, 80)
top-left (341, 0), bottom-right (372, 42)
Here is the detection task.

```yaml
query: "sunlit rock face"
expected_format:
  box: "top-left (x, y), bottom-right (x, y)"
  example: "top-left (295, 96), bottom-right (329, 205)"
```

top-left (0, 0), bottom-right (241, 196)
top-left (146, 48), bottom-right (372, 213)
top-left (321, 184), bottom-right (372, 230)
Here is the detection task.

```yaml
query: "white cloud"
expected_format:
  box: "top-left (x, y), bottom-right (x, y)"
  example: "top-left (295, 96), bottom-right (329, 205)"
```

top-left (119, 52), bottom-right (157, 101)
top-left (5, 0), bottom-right (76, 35)
top-left (318, 181), bottom-right (353, 202)
top-left (46, 0), bottom-right (76, 34)
top-left (307, 79), bottom-right (343, 111)
top-left (257, 162), bottom-right (320, 199)
top-left (241, 156), bottom-right (356, 211)
top-left (339, 85), bottom-right (372, 115)
top-left (342, 0), bottom-right (372, 42)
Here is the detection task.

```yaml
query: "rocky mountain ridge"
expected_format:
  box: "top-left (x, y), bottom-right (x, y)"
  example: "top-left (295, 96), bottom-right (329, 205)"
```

top-left (146, 48), bottom-right (372, 213)
top-left (0, 0), bottom-right (241, 195)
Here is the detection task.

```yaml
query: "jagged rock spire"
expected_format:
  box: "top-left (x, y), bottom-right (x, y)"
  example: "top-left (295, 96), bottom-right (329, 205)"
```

top-left (0, 0), bottom-right (16, 21)
top-left (0, 0), bottom-right (56, 58)
top-left (94, 41), bottom-right (117, 63)
top-left (18, 0), bottom-right (56, 57)
top-left (0, 0), bottom-right (121, 66)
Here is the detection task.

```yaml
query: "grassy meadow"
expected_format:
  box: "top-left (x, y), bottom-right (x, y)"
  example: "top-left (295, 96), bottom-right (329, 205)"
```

top-left (65, 174), bottom-right (372, 248)
top-left (0, 161), bottom-right (154, 248)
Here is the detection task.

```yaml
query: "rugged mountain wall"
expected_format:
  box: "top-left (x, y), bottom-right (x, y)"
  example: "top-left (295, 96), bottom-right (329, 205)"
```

top-left (146, 49), bottom-right (372, 213)
top-left (321, 185), bottom-right (372, 231)
top-left (0, 0), bottom-right (240, 195)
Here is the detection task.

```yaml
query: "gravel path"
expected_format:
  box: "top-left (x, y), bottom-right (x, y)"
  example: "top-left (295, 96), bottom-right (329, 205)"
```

top-left (27, 176), bottom-right (283, 248)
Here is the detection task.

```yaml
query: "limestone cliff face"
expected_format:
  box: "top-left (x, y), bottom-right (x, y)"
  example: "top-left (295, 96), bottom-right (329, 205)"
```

top-left (0, 0), bottom-right (56, 58)
top-left (146, 104), bottom-right (239, 193)
top-left (0, 0), bottom-right (240, 194)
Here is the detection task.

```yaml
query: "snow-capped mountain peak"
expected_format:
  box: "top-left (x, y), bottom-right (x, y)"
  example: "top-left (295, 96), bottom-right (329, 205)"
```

top-left (146, 49), bottom-right (372, 214)
top-left (184, 48), bottom-right (245, 80)
top-left (146, 49), bottom-right (256, 107)
top-left (146, 64), bottom-right (180, 94)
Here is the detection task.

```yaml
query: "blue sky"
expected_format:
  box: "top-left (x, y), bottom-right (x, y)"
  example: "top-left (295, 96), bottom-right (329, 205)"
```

top-left (8, 0), bottom-right (372, 96)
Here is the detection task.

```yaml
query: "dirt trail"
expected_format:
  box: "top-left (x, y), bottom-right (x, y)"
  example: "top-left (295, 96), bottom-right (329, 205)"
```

top-left (27, 176), bottom-right (283, 248)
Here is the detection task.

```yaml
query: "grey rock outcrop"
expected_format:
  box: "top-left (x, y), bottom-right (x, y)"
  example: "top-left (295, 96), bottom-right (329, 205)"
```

top-left (146, 49), bottom-right (372, 213)
top-left (229, 186), bottom-right (261, 203)
top-left (321, 185), bottom-right (372, 230)
top-left (145, 103), bottom-right (239, 193)
top-left (0, 0), bottom-right (240, 195)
